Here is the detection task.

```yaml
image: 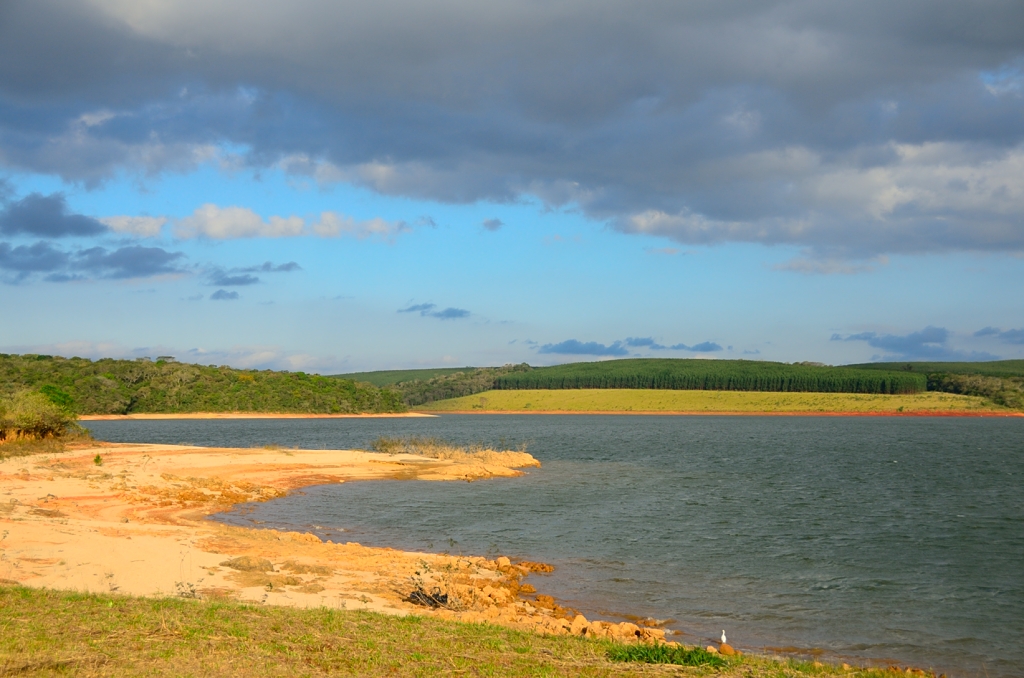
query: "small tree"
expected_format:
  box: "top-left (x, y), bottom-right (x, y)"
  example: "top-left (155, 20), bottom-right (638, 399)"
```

top-left (0, 390), bottom-right (79, 442)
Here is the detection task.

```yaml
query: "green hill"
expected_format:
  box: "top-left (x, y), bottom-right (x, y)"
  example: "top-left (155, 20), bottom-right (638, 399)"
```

top-left (0, 354), bottom-right (405, 415)
top-left (331, 367), bottom-right (478, 387)
top-left (847, 360), bottom-right (1024, 377)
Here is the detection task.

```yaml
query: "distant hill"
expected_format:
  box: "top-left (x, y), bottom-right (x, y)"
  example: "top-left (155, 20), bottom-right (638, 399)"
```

top-left (330, 367), bottom-right (478, 387)
top-left (495, 359), bottom-right (926, 394)
top-left (847, 360), bottom-right (1024, 378)
top-left (0, 354), bottom-right (405, 415)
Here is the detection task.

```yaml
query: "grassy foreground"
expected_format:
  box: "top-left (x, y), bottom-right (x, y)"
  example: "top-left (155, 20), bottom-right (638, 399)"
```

top-left (419, 389), bottom-right (1006, 413)
top-left (0, 585), bottom-right (891, 677)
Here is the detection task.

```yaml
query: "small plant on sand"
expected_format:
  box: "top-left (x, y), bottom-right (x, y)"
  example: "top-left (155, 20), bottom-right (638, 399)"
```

top-left (607, 643), bottom-right (726, 667)
top-left (407, 560), bottom-right (465, 611)
top-left (93, 454), bottom-right (103, 466)
top-left (174, 581), bottom-right (201, 599)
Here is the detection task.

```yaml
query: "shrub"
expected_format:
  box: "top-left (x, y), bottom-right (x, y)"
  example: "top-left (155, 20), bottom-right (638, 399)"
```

top-left (0, 390), bottom-right (79, 442)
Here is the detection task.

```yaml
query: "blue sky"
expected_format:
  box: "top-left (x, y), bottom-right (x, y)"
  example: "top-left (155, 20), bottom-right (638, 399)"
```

top-left (1, 1), bottom-right (1023, 373)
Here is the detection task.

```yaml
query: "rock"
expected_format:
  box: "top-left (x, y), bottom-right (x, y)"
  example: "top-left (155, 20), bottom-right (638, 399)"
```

top-left (842, 664), bottom-right (853, 671)
top-left (706, 645), bottom-right (718, 653)
top-left (570, 614), bottom-right (588, 635)
top-left (516, 560), bottom-right (555, 573)
top-left (585, 621), bottom-right (606, 638)
top-left (495, 556), bottom-right (511, 568)
top-left (616, 622), bottom-right (641, 639)
top-left (719, 642), bottom-right (736, 655)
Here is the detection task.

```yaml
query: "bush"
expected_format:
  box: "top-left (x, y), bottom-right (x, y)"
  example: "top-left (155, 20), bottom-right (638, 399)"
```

top-left (0, 390), bottom-right (79, 442)
top-left (606, 643), bottom-right (726, 667)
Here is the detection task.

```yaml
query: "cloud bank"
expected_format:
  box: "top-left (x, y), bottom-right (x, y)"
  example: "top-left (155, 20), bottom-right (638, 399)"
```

top-left (539, 337), bottom-right (722, 356)
top-left (2, 1), bottom-right (1022, 260)
top-left (832, 326), bottom-right (999, 361)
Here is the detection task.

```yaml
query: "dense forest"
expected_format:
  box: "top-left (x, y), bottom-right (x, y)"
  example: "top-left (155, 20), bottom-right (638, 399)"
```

top-left (493, 359), bottom-right (927, 394)
top-left (0, 354), bottom-right (406, 415)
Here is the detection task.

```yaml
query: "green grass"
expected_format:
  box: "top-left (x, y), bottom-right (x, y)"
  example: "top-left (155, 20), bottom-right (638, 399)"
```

top-left (607, 644), bottom-right (725, 667)
top-left (0, 585), bottom-right (893, 677)
top-left (420, 389), bottom-right (1005, 413)
top-left (329, 367), bottom-right (479, 387)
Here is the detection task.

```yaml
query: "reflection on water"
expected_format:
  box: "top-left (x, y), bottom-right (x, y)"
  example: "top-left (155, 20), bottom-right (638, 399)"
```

top-left (85, 415), bottom-right (1024, 678)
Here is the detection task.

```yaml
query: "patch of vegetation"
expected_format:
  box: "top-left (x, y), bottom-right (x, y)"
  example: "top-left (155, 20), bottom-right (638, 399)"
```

top-left (330, 367), bottom-right (479, 387)
top-left (0, 354), bottom-right (405, 415)
top-left (0, 387), bottom-right (81, 445)
top-left (0, 584), bottom-right (881, 677)
top-left (607, 643), bottom-right (725, 667)
top-left (848, 359), bottom-right (1024, 378)
top-left (495, 359), bottom-right (926, 395)
top-left (389, 364), bottom-right (532, 406)
top-left (368, 436), bottom-right (534, 466)
top-left (850, 360), bottom-right (1024, 410)
top-left (421, 389), bottom-right (1000, 413)
top-left (927, 373), bottom-right (1024, 410)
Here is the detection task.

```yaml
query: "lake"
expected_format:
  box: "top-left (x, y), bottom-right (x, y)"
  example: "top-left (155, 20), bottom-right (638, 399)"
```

top-left (84, 414), bottom-right (1024, 677)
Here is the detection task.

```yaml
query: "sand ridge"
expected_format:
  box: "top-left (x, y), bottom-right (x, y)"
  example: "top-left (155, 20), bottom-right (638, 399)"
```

top-left (0, 442), bottom-right (661, 643)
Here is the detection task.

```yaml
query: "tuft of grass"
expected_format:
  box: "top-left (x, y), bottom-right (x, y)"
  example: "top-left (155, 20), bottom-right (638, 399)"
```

top-left (93, 453), bottom-right (103, 466)
top-left (368, 435), bottom-right (532, 466)
top-left (607, 643), bottom-right (726, 667)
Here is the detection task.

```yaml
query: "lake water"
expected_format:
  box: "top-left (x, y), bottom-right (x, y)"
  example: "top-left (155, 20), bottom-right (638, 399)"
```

top-left (84, 415), bottom-right (1024, 677)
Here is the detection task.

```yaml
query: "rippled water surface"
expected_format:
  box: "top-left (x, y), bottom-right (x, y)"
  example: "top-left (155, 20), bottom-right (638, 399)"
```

top-left (85, 415), bottom-right (1024, 677)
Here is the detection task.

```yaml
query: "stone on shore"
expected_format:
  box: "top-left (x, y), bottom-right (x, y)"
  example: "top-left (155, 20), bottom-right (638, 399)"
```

top-left (719, 642), bottom-right (736, 655)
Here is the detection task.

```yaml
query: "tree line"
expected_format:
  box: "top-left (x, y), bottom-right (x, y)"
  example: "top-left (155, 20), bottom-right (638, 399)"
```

top-left (0, 354), bottom-right (406, 416)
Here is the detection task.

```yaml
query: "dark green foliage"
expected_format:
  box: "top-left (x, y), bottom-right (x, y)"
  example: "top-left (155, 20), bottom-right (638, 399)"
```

top-left (848, 360), bottom-right (1024, 378)
top-left (849, 360), bottom-right (1024, 410)
top-left (927, 373), bottom-right (1024, 410)
top-left (495, 359), bottom-right (926, 395)
top-left (394, 364), bottom-right (533, 406)
top-left (606, 643), bottom-right (726, 667)
top-left (0, 354), bottom-right (406, 415)
top-left (331, 367), bottom-right (479, 387)
top-left (0, 390), bottom-right (80, 441)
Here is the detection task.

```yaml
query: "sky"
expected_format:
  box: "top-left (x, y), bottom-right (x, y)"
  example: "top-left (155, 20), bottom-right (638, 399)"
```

top-left (1, 0), bottom-right (1023, 373)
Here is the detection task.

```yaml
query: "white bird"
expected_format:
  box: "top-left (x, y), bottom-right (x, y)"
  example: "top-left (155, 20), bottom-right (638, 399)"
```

top-left (721, 630), bottom-right (727, 644)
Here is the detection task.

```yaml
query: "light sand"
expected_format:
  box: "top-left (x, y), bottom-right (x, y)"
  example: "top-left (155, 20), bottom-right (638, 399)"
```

top-left (79, 412), bottom-right (437, 420)
top-left (0, 441), bottom-right (658, 642)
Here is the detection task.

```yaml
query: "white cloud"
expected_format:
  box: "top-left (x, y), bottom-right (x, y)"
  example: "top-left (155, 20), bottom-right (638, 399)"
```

top-left (170, 204), bottom-right (409, 241)
top-left (312, 212), bottom-right (409, 240)
top-left (175, 204), bottom-right (304, 239)
top-left (619, 141), bottom-right (1024, 257)
top-left (1, 339), bottom-right (348, 373)
top-left (100, 215), bottom-right (167, 237)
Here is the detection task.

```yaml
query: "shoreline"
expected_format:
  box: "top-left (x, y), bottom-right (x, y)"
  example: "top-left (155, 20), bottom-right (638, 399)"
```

top-left (0, 441), bottom-right (664, 646)
top-left (419, 409), bottom-right (1023, 417)
top-left (78, 412), bottom-right (437, 420)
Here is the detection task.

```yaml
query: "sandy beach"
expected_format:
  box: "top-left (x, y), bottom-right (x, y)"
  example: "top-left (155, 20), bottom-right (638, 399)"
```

top-left (0, 441), bottom-right (663, 643)
top-left (78, 412), bottom-right (438, 420)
